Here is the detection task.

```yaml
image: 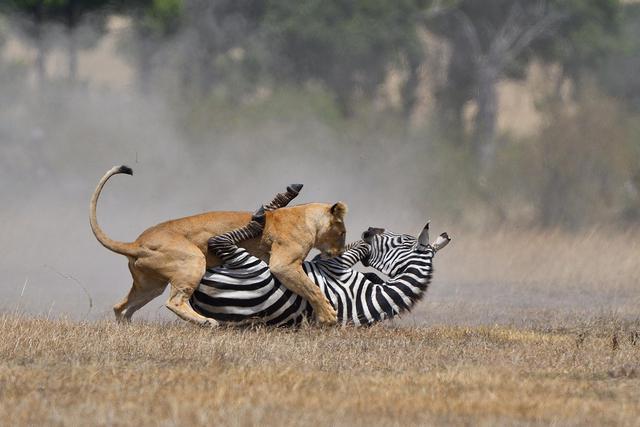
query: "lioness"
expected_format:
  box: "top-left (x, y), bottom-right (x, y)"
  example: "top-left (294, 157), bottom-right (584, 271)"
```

top-left (89, 165), bottom-right (346, 326)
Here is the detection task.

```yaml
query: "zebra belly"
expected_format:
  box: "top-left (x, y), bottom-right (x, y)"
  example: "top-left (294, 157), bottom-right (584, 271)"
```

top-left (189, 260), bottom-right (394, 327)
top-left (190, 264), bottom-right (313, 326)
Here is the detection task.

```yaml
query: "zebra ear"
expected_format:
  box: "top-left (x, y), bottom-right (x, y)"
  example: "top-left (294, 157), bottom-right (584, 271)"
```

top-left (362, 227), bottom-right (384, 243)
top-left (417, 222), bottom-right (430, 250)
top-left (432, 232), bottom-right (451, 252)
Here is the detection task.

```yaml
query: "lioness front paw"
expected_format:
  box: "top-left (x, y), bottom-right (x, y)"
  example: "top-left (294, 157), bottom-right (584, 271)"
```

top-left (316, 304), bottom-right (337, 326)
top-left (200, 318), bottom-right (219, 328)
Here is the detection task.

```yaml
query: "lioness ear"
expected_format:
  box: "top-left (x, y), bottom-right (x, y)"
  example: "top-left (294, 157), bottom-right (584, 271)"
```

top-left (330, 202), bottom-right (348, 219)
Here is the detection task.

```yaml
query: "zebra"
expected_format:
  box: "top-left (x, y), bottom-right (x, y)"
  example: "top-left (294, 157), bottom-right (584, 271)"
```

top-left (190, 192), bottom-right (451, 326)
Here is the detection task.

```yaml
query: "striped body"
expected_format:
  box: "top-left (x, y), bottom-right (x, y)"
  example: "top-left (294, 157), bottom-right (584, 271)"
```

top-left (190, 231), bottom-right (435, 327)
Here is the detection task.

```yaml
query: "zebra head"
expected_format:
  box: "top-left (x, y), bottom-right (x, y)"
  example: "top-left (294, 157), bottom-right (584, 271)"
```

top-left (362, 223), bottom-right (450, 277)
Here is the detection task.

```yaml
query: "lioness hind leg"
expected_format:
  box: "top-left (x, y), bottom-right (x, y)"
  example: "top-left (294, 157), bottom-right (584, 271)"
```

top-left (163, 249), bottom-right (217, 326)
top-left (122, 285), bottom-right (166, 321)
top-left (113, 288), bottom-right (133, 322)
top-left (134, 236), bottom-right (216, 326)
top-left (113, 270), bottom-right (167, 322)
top-left (165, 278), bottom-right (218, 326)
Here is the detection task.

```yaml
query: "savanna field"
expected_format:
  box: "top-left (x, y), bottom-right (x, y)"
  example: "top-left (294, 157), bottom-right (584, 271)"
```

top-left (1, 315), bottom-right (639, 426)
top-left (3, 1), bottom-right (640, 425)
top-left (2, 231), bottom-right (639, 426)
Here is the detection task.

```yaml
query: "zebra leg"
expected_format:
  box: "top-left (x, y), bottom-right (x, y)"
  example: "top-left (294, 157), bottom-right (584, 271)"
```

top-left (207, 206), bottom-right (267, 262)
top-left (206, 183), bottom-right (301, 261)
top-left (331, 240), bottom-right (370, 269)
top-left (263, 184), bottom-right (303, 211)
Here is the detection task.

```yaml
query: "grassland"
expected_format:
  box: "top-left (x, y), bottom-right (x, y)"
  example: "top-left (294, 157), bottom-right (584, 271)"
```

top-left (1, 229), bottom-right (639, 426)
top-left (1, 313), bottom-right (639, 426)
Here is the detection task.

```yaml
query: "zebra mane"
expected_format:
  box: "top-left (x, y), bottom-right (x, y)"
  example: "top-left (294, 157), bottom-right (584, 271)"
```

top-left (343, 240), bottom-right (363, 251)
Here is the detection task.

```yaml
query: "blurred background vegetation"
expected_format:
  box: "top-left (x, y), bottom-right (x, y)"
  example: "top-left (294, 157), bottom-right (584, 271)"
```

top-left (1, 0), bottom-right (640, 229)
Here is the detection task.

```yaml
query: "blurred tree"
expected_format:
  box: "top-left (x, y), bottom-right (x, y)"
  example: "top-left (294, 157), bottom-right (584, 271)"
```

top-left (427, 0), bottom-right (566, 169)
top-left (534, 0), bottom-right (621, 99)
top-left (178, 0), bottom-right (265, 99)
top-left (591, 3), bottom-right (640, 221)
top-left (4, 0), bottom-right (113, 81)
top-left (263, 0), bottom-right (426, 117)
top-left (3, 0), bottom-right (50, 85)
top-left (46, 0), bottom-right (113, 80)
top-left (532, 92), bottom-right (632, 227)
top-left (117, 0), bottom-right (184, 94)
top-left (0, 15), bottom-right (28, 105)
top-left (118, 0), bottom-right (266, 98)
top-left (593, 2), bottom-right (640, 111)
top-left (426, 0), bottom-right (620, 171)
top-left (0, 15), bottom-right (5, 48)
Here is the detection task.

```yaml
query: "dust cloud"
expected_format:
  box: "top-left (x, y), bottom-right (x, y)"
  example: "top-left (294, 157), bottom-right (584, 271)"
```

top-left (0, 81), bottom-right (440, 321)
top-left (1, 16), bottom-right (636, 325)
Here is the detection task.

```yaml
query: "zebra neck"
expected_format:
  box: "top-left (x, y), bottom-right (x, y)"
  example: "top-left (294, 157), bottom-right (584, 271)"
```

top-left (302, 258), bottom-right (432, 322)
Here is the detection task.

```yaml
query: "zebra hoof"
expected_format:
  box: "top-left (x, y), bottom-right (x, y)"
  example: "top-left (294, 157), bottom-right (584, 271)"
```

top-left (287, 184), bottom-right (303, 195)
top-left (252, 207), bottom-right (266, 225)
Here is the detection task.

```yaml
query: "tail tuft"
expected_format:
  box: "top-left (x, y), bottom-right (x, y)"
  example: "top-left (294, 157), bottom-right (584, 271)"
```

top-left (117, 165), bottom-right (133, 175)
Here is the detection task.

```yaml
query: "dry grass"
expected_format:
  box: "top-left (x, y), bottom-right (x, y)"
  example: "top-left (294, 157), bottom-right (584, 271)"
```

top-left (2, 230), bottom-right (639, 425)
top-left (1, 314), bottom-right (639, 426)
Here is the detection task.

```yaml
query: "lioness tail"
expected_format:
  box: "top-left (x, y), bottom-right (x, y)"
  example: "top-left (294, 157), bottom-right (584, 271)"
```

top-left (89, 165), bottom-right (140, 257)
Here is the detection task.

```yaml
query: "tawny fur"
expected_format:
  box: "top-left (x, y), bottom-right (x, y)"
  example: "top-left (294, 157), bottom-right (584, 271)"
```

top-left (89, 166), bottom-right (347, 326)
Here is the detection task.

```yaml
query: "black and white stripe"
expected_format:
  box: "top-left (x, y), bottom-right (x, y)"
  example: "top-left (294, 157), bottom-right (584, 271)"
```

top-left (190, 224), bottom-right (437, 327)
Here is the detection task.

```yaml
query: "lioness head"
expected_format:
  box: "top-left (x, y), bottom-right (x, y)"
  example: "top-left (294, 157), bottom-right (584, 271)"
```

top-left (316, 202), bottom-right (348, 258)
